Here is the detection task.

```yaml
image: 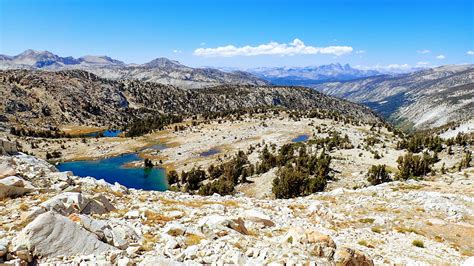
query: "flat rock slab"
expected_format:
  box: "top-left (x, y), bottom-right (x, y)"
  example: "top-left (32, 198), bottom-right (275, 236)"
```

top-left (14, 211), bottom-right (116, 258)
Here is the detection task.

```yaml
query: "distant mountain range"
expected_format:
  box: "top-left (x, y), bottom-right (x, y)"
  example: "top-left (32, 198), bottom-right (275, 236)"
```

top-left (246, 64), bottom-right (382, 86)
top-left (217, 63), bottom-right (428, 86)
top-left (2, 50), bottom-right (471, 130)
top-left (312, 65), bottom-right (474, 129)
top-left (0, 50), bottom-right (269, 89)
top-left (1, 50), bottom-right (430, 89)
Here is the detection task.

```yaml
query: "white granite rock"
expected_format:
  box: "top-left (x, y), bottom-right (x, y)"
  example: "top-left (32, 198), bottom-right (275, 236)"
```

top-left (40, 192), bottom-right (115, 215)
top-left (0, 176), bottom-right (35, 199)
top-left (13, 211), bottom-right (116, 258)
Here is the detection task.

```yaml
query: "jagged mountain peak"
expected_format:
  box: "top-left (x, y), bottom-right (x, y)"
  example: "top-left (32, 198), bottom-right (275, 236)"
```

top-left (16, 49), bottom-right (55, 57)
top-left (11, 49), bottom-right (61, 66)
top-left (143, 57), bottom-right (184, 68)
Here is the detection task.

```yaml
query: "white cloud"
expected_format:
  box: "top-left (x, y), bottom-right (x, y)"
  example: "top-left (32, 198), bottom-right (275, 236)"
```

top-left (467, 50), bottom-right (474, 55)
top-left (357, 63), bottom-right (429, 74)
top-left (173, 50), bottom-right (182, 53)
top-left (417, 49), bottom-right (431, 54)
top-left (355, 50), bottom-right (366, 54)
top-left (382, 64), bottom-right (412, 70)
top-left (193, 39), bottom-right (353, 57)
top-left (436, 54), bottom-right (445, 59)
top-left (417, 61), bottom-right (430, 66)
top-left (200, 42), bottom-right (206, 46)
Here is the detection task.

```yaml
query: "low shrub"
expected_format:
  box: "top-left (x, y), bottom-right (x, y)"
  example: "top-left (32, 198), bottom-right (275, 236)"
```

top-left (396, 152), bottom-right (434, 180)
top-left (367, 164), bottom-right (391, 185)
top-left (412, 240), bottom-right (424, 248)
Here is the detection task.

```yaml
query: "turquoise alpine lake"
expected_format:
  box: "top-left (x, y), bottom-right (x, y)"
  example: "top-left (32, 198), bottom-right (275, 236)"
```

top-left (84, 129), bottom-right (123, 138)
top-left (57, 153), bottom-right (168, 191)
top-left (292, 134), bottom-right (310, 142)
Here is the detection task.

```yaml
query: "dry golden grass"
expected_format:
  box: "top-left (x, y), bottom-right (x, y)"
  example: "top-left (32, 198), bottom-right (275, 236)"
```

top-left (461, 248), bottom-right (474, 256)
top-left (184, 233), bottom-right (205, 246)
top-left (359, 218), bottom-right (375, 224)
top-left (396, 184), bottom-right (423, 191)
top-left (18, 203), bottom-right (29, 211)
top-left (91, 186), bottom-right (123, 197)
top-left (233, 241), bottom-right (243, 250)
top-left (111, 208), bottom-right (129, 218)
top-left (159, 197), bottom-right (239, 208)
top-left (60, 125), bottom-right (106, 135)
top-left (31, 194), bottom-right (50, 202)
top-left (137, 195), bottom-right (148, 202)
top-left (317, 195), bottom-right (337, 203)
top-left (358, 239), bottom-right (376, 248)
top-left (141, 233), bottom-right (159, 252)
top-left (373, 206), bottom-right (388, 212)
top-left (395, 227), bottom-right (422, 235)
top-left (288, 204), bottom-right (306, 210)
top-left (246, 229), bottom-right (259, 237)
top-left (162, 206), bottom-right (184, 212)
top-left (263, 231), bottom-right (274, 237)
top-left (450, 243), bottom-right (461, 251)
top-left (143, 210), bottom-right (173, 225)
top-left (371, 227), bottom-right (382, 233)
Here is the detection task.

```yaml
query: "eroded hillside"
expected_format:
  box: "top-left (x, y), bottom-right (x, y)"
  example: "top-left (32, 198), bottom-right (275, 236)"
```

top-left (312, 65), bottom-right (474, 129)
top-left (0, 70), bottom-right (381, 130)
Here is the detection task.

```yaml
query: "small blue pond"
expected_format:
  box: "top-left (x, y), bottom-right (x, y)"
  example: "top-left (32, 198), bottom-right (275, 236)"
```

top-left (140, 143), bottom-right (167, 151)
top-left (84, 129), bottom-right (123, 138)
top-left (200, 148), bottom-right (220, 157)
top-left (57, 153), bottom-right (168, 191)
top-left (292, 134), bottom-right (310, 143)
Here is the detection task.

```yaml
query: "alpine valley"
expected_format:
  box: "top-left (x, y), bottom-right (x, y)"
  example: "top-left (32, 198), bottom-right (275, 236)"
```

top-left (0, 49), bottom-right (473, 266)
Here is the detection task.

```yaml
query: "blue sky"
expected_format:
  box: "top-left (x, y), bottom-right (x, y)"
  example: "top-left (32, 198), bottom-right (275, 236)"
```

top-left (0, 0), bottom-right (473, 69)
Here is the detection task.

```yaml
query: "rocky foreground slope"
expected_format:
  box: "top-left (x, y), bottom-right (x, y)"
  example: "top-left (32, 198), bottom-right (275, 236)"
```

top-left (312, 65), bottom-right (474, 129)
top-left (0, 69), bottom-right (381, 128)
top-left (0, 50), bottom-right (269, 89)
top-left (0, 152), bottom-right (473, 265)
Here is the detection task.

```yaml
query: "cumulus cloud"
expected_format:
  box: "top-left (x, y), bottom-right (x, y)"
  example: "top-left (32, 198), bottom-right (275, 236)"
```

top-left (467, 50), bottom-right (474, 55)
top-left (417, 61), bottom-right (430, 66)
top-left (357, 63), bottom-right (430, 73)
top-left (436, 54), bottom-right (445, 59)
top-left (355, 50), bottom-right (366, 54)
top-left (193, 39), bottom-right (353, 57)
top-left (381, 64), bottom-right (412, 70)
top-left (417, 49), bottom-right (431, 54)
top-left (173, 49), bottom-right (182, 53)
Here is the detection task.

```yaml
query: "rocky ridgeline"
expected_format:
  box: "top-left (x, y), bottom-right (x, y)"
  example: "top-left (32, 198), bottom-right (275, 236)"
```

top-left (0, 50), bottom-right (270, 89)
top-left (312, 65), bottom-right (474, 129)
top-left (0, 69), bottom-right (381, 129)
top-left (1, 153), bottom-right (473, 265)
